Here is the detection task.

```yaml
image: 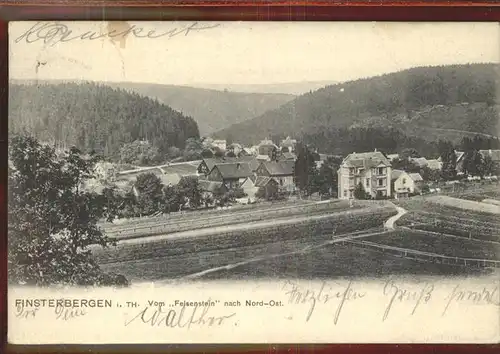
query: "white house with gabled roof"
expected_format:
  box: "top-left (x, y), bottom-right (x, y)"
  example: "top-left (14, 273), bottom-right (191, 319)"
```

top-left (337, 150), bottom-right (392, 199)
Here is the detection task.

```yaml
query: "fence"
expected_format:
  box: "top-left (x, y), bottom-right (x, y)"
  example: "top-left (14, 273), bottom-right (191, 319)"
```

top-left (342, 239), bottom-right (500, 268)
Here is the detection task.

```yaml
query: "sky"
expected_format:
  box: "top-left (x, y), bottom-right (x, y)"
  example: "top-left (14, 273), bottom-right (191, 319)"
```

top-left (9, 21), bottom-right (500, 87)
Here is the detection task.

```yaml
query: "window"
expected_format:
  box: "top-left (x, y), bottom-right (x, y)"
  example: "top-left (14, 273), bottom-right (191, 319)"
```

top-left (366, 178), bottom-right (370, 187)
top-left (378, 167), bottom-right (385, 175)
top-left (378, 179), bottom-right (384, 187)
top-left (402, 178), bottom-right (406, 185)
top-left (344, 190), bottom-right (347, 197)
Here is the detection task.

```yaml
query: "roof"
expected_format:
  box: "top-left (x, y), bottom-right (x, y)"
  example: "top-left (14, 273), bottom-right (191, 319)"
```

top-left (212, 162), bottom-right (253, 179)
top-left (160, 163), bottom-right (198, 176)
top-left (261, 160), bottom-right (295, 176)
top-left (391, 169), bottom-right (405, 181)
top-left (343, 151), bottom-right (391, 168)
top-left (387, 154), bottom-right (399, 160)
top-left (254, 176), bottom-right (278, 187)
top-left (479, 149), bottom-right (500, 162)
top-left (159, 173), bottom-right (182, 186)
top-left (410, 157), bottom-right (428, 168)
top-left (198, 179), bottom-right (226, 193)
top-left (256, 155), bottom-right (271, 161)
top-left (281, 152), bottom-right (296, 160)
top-left (281, 136), bottom-right (297, 147)
top-left (202, 156), bottom-right (258, 172)
top-left (426, 159), bottom-right (442, 170)
top-left (408, 173), bottom-right (424, 182)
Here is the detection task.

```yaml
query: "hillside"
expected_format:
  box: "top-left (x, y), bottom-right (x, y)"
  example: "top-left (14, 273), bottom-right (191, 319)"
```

top-left (104, 82), bottom-right (296, 135)
top-left (215, 64), bottom-right (500, 148)
top-left (190, 80), bottom-right (338, 95)
top-left (9, 82), bottom-right (200, 157)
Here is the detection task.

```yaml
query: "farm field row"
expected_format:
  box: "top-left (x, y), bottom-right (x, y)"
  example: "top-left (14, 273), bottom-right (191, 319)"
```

top-left (396, 198), bottom-right (500, 224)
top-left (363, 230), bottom-right (500, 260)
top-left (104, 200), bottom-right (368, 239)
top-left (100, 198), bottom-right (319, 230)
top-left (94, 207), bottom-right (396, 266)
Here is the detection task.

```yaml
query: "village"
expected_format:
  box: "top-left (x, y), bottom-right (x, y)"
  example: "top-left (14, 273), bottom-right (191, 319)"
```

top-left (88, 135), bottom-right (500, 221)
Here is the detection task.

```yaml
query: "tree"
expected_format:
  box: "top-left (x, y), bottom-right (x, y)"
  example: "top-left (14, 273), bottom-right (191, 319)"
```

top-left (314, 157), bottom-right (341, 197)
top-left (8, 135), bottom-right (128, 287)
top-left (214, 147), bottom-right (225, 158)
top-left (421, 167), bottom-right (441, 182)
top-left (353, 182), bottom-right (370, 200)
top-left (480, 155), bottom-right (495, 176)
top-left (294, 143), bottom-right (318, 196)
top-left (201, 149), bottom-right (214, 158)
top-left (162, 185), bottom-right (183, 213)
top-left (463, 150), bottom-right (483, 177)
top-left (439, 141), bottom-right (457, 181)
top-left (119, 140), bottom-right (161, 166)
top-left (177, 176), bottom-right (203, 209)
top-left (134, 173), bottom-right (164, 216)
top-left (183, 138), bottom-right (203, 161)
top-left (400, 148), bottom-right (420, 160)
top-left (255, 184), bottom-right (279, 201)
top-left (167, 146), bottom-right (182, 160)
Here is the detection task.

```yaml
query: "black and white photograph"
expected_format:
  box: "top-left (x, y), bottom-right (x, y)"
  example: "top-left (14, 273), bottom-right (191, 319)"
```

top-left (7, 21), bottom-right (500, 344)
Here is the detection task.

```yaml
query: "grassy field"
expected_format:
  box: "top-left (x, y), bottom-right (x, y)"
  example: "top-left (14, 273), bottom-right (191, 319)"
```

top-left (101, 232), bottom-right (491, 282)
top-left (96, 188), bottom-right (500, 283)
top-left (362, 230), bottom-right (500, 260)
top-left (104, 200), bottom-right (366, 240)
top-left (396, 197), bottom-right (500, 242)
top-left (95, 206), bottom-right (396, 280)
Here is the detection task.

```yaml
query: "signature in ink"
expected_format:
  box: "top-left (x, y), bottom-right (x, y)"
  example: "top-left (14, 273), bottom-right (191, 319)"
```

top-left (15, 21), bottom-right (221, 47)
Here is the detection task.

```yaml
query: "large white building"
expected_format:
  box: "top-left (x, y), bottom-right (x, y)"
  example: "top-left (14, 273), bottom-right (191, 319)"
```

top-left (338, 150), bottom-right (392, 199)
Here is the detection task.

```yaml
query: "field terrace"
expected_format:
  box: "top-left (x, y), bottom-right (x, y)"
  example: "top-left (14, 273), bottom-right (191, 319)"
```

top-left (94, 201), bottom-right (397, 281)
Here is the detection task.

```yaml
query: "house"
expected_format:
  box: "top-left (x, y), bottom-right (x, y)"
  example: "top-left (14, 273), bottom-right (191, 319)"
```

top-left (280, 136), bottom-right (297, 152)
top-left (409, 157), bottom-right (428, 168)
top-left (212, 139), bottom-right (227, 151)
top-left (198, 156), bottom-right (260, 176)
top-left (426, 159), bottom-right (442, 171)
top-left (338, 150), bottom-right (392, 200)
top-left (93, 161), bottom-right (117, 182)
top-left (255, 160), bottom-right (295, 192)
top-left (239, 177), bottom-right (258, 199)
top-left (159, 173), bottom-right (182, 187)
top-left (227, 143), bottom-right (243, 156)
top-left (207, 162), bottom-right (253, 189)
top-left (253, 176), bottom-right (280, 199)
top-left (258, 138), bottom-right (279, 156)
top-left (387, 154), bottom-right (399, 162)
top-left (391, 170), bottom-right (424, 199)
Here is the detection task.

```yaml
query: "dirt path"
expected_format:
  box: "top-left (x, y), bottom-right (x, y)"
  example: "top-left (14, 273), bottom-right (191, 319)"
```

top-left (384, 202), bottom-right (407, 230)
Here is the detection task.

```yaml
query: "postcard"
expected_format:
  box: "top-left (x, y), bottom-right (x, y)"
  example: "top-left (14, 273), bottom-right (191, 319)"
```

top-left (7, 21), bottom-right (500, 344)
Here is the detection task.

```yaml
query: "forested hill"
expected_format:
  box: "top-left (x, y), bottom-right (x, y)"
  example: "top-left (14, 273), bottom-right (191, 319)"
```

top-left (9, 82), bottom-right (200, 157)
top-left (104, 82), bottom-right (296, 135)
top-left (215, 63), bottom-right (499, 146)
